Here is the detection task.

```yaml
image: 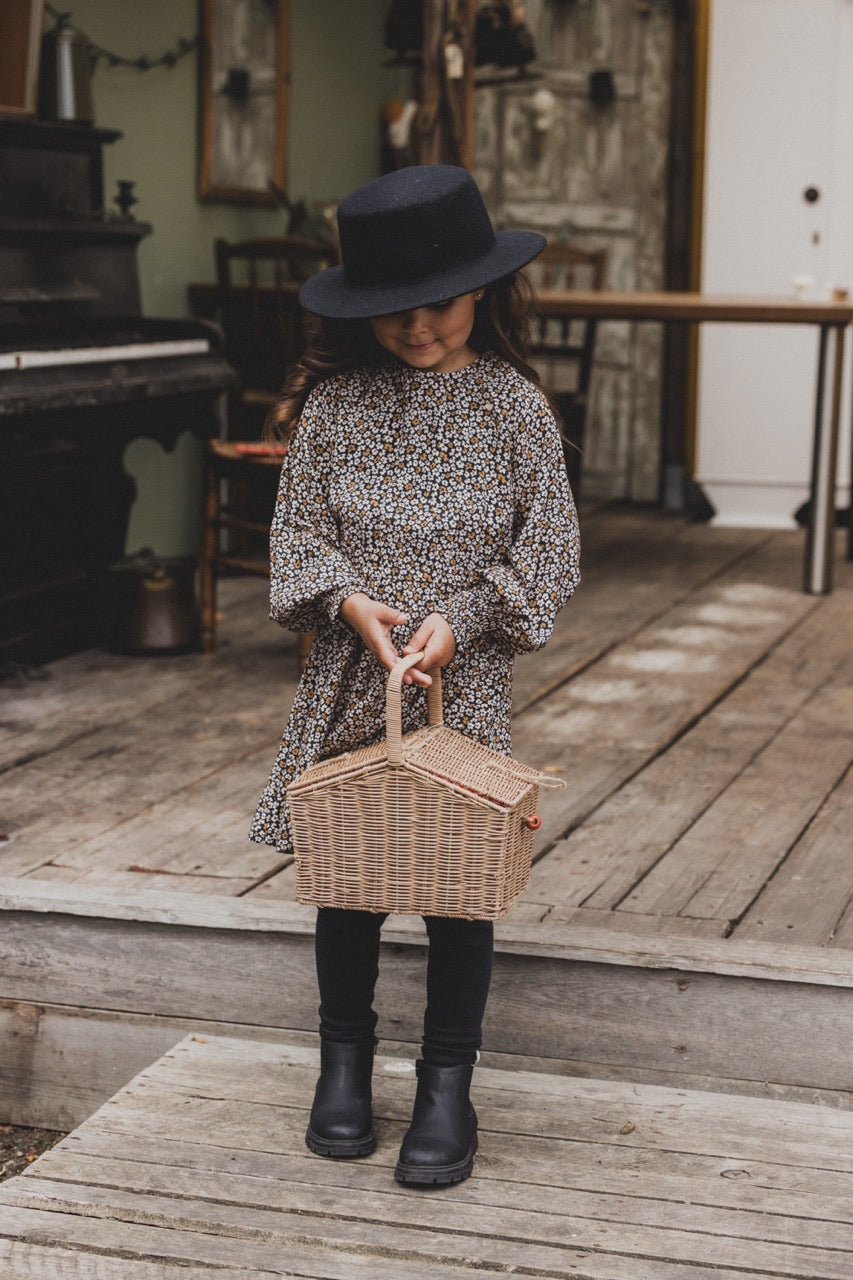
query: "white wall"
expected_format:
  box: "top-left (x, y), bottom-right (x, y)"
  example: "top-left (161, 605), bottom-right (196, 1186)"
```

top-left (696, 0), bottom-right (853, 527)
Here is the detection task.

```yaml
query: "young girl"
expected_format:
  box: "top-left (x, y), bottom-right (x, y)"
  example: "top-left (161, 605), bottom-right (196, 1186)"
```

top-left (250, 164), bottom-right (580, 1187)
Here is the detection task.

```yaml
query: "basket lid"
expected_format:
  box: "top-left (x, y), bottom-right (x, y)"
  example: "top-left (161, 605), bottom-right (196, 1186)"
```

top-left (287, 654), bottom-right (564, 810)
top-left (404, 726), bottom-right (544, 808)
top-left (288, 724), bottom-right (553, 812)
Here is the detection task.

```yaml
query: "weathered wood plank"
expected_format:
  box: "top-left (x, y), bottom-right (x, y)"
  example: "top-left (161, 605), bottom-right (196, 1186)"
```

top-left (0, 577), bottom-right (293, 772)
top-left (42, 1121), bottom-right (853, 1224)
top-left (0, 878), bottom-right (314, 930)
top-left (245, 863), bottom-right (299, 901)
top-left (0, 1204), bottom-right (535, 1280)
top-left (623, 683), bottom-right (853, 922)
top-left (0, 1205), bottom-right (778, 1280)
top-left (0, 1238), bottom-right (287, 1280)
top-left (4, 904), bottom-right (853, 1133)
top-left (14, 862), bottom-right (256, 896)
top-left (5, 875), bottom-right (853, 983)
top-left (512, 508), bottom-right (772, 711)
top-left (86, 1037), bottom-right (853, 1168)
top-left (2, 713), bottom-right (282, 870)
top-left (31, 747), bottom-right (282, 883)
top-left (3, 1035), bottom-right (853, 1279)
top-left (1, 582), bottom-right (294, 884)
top-left (0, 999), bottom-right (317, 1131)
top-left (83, 1044), bottom-right (853, 1173)
top-left (535, 906), bottom-right (730, 937)
top-left (7, 1168), bottom-right (852, 1277)
top-left (511, 551), bottom-right (814, 849)
top-left (524, 585), bottom-right (850, 917)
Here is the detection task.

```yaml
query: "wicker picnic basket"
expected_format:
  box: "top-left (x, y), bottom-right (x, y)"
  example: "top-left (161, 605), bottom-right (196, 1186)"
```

top-left (287, 651), bottom-right (563, 920)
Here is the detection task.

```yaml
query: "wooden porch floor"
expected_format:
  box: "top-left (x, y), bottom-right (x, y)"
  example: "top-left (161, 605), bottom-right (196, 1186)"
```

top-left (3, 503), bottom-right (851, 943)
top-left (3, 1031), bottom-right (853, 1279)
top-left (1, 504), bottom-right (852, 1125)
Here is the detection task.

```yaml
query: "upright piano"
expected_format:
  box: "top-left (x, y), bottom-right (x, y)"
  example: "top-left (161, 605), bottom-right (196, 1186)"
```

top-left (0, 118), bottom-right (234, 664)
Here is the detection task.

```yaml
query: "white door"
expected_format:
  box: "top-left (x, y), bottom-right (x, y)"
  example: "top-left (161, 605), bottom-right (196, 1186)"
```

top-left (696, 0), bottom-right (853, 527)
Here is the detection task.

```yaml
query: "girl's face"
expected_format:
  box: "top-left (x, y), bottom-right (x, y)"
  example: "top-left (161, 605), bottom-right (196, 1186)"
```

top-left (369, 292), bottom-right (479, 374)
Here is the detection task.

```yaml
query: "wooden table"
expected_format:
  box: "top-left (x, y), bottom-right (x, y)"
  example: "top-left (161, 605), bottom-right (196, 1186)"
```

top-left (537, 289), bottom-right (853, 594)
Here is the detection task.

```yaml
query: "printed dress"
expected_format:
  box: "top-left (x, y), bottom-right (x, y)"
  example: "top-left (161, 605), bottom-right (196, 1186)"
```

top-left (250, 349), bottom-right (580, 853)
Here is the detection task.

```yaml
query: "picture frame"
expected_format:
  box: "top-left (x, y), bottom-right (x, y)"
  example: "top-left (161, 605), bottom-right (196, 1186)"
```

top-left (198, 0), bottom-right (289, 205)
top-left (0, 0), bottom-right (45, 117)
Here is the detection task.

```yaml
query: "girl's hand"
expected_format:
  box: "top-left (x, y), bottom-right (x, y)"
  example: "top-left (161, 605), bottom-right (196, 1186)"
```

top-left (402, 613), bottom-right (457, 686)
top-left (340, 593), bottom-right (409, 676)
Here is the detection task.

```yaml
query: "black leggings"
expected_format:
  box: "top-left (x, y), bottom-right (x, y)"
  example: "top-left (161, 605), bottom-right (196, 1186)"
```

top-left (314, 907), bottom-right (494, 1066)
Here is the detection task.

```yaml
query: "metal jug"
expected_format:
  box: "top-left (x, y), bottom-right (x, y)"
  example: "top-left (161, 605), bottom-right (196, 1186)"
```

top-left (106, 554), bottom-right (198, 655)
top-left (39, 15), bottom-right (94, 124)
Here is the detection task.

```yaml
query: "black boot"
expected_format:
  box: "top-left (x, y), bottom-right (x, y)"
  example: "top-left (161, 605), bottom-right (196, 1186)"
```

top-left (306, 1038), bottom-right (376, 1158)
top-left (394, 1060), bottom-right (477, 1186)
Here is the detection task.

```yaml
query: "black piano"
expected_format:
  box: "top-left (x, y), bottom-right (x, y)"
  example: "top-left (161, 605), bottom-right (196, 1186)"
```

top-left (0, 118), bottom-right (234, 664)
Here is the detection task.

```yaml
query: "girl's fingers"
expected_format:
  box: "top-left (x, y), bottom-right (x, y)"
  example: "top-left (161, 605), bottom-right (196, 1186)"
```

top-left (403, 666), bottom-right (432, 687)
top-left (404, 615), bottom-right (456, 670)
top-left (403, 622), bottom-right (430, 655)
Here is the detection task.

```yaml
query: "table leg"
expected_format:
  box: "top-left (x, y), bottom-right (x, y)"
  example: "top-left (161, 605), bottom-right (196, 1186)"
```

top-left (804, 323), bottom-right (845, 594)
top-left (833, 324), bottom-right (853, 564)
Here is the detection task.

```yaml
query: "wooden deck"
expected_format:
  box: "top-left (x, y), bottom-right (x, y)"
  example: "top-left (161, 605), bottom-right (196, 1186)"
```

top-left (3, 1031), bottom-right (853, 1279)
top-left (1, 504), bottom-right (852, 1128)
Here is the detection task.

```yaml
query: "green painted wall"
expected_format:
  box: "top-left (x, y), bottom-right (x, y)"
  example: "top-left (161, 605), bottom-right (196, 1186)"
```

top-left (60, 0), bottom-right (395, 556)
top-left (70, 0), bottom-right (393, 317)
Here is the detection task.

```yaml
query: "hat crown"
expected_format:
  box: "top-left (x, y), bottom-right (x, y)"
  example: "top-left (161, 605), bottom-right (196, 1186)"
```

top-left (338, 165), bottom-right (496, 289)
top-left (298, 164), bottom-right (545, 319)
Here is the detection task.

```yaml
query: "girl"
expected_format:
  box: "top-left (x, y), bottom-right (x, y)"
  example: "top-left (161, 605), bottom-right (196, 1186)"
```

top-left (250, 164), bottom-right (580, 1187)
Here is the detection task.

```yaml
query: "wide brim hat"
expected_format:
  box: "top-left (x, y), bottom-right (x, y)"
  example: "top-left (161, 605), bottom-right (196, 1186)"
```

top-left (299, 164), bottom-right (545, 320)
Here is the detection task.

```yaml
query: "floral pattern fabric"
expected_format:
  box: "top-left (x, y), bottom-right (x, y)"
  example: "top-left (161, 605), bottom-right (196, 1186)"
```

top-left (250, 350), bottom-right (580, 853)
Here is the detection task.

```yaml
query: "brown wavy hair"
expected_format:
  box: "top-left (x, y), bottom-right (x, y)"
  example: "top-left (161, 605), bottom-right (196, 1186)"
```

top-left (264, 271), bottom-right (549, 445)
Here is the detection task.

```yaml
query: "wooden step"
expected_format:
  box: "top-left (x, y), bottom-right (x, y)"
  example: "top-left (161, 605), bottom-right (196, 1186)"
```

top-left (2, 881), bottom-right (853, 1131)
top-left (1, 1032), bottom-right (852, 1279)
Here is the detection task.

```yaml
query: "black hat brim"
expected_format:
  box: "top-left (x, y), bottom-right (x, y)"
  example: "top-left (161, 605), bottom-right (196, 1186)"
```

top-left (299, 230), bottom-right (546, 319)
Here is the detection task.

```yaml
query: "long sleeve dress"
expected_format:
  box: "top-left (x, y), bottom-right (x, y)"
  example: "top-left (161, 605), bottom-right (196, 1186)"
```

top-left (250, 349), bottom-right (580, 853)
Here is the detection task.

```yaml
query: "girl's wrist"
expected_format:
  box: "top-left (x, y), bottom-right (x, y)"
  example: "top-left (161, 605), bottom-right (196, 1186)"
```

top-left (339, 591), bottom-right (371, 622)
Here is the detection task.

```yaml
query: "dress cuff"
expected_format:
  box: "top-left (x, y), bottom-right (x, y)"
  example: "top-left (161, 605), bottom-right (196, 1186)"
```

top-left (441, 581), bottom-right (502, 648)
top-left (325, 581), bottom-right (371, 622)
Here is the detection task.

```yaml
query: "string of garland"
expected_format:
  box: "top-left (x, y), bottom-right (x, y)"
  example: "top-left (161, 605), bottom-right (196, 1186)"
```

top-left (44, 4), bottom-right (199, 71)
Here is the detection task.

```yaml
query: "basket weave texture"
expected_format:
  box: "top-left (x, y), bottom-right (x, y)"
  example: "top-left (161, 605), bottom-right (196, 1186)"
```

top-left (287, 652), bottom-right (562, 919)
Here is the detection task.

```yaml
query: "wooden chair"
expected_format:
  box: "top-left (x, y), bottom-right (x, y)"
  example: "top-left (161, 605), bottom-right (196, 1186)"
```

top-left (528, 243), bottom-right (608, 496)
top-left (214, 235), bottom-right (338, 436)
top-left (198, 236), bottom-right (338, 659)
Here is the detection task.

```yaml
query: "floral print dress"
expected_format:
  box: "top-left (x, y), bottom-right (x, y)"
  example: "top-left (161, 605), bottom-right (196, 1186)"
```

top-left (250, 349), bottom-right (580, 853)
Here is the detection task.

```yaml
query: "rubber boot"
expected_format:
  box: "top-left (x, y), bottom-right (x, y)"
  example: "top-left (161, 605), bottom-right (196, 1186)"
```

top-left (394, 1060), bottom-right (477, 1186)
top-left (305, 1038), bottom-right (376, 1158)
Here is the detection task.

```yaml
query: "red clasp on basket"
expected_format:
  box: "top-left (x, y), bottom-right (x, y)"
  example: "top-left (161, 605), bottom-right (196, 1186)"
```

top-left (525, 814), bottom-right (542, 830)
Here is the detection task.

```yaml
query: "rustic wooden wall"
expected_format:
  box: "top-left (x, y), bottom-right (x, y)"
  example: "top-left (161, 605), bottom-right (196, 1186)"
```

top-left (473, 0), bottom-right (675, 501)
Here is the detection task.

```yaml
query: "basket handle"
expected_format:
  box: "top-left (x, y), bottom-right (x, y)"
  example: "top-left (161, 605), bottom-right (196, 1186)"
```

top-left (386, 651), bottom-right (442, 765)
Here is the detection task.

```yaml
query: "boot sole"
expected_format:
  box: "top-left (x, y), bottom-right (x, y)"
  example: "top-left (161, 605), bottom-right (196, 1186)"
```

top-left (394, 1134), bottom-right (477, 1187)
top-left (306, 1125), bottom-right (376, 1159)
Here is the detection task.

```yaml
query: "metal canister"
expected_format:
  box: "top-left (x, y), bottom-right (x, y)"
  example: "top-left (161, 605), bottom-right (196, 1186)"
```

top-left (39, 16), bottom-right (94, 124)
top-left (106, 554), bottom-right (198, 655)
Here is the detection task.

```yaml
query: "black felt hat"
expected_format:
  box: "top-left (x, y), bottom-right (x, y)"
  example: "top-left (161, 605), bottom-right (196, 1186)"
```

top-left (299, 165), bottom-right (545, 319)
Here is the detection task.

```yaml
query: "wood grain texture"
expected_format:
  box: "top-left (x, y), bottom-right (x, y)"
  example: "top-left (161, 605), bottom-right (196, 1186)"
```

top-left (2, 1033), bottom-right (853, 1279)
